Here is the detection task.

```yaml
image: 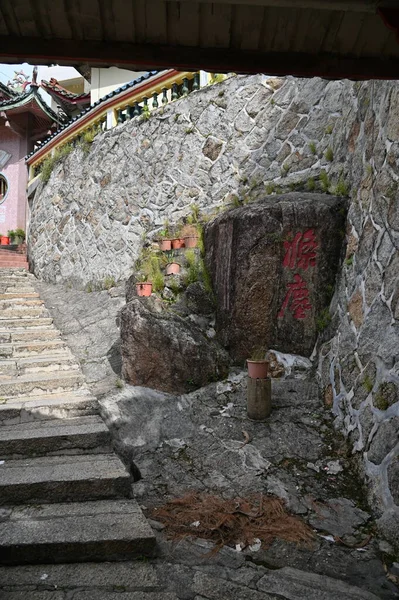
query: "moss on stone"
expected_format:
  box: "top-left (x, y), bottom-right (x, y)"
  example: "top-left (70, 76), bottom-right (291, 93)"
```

top-left (373, 382), bottom-right (399, 411)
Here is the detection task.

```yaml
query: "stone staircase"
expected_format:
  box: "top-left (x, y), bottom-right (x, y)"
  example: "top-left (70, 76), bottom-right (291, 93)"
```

top-left (0, 268), bottom-right (155, 565)
top-left (0, 246), bottom-right (29, 269)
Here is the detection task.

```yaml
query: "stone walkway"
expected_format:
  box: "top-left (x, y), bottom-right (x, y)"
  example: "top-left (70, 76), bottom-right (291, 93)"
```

top-left (1, 274), bottom-right (398, 599)
top-left (0, 268), bottom-right (155, 565)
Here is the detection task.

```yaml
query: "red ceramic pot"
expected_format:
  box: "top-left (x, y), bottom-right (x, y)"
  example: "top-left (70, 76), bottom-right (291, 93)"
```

top-left (0, 236), bottom-right (10, 245)
top-left (166, 262), bottom-right (180, 275)
top-left (247, 360), bottom-right (269, 379)
top-left (136, 282), bottom-right (152, 297)
top-left (159, 239), bottom-right (172, 251)
top-left (183, 236), bottom-right (198, 248)
top-left (172, 238), bottom-right (185, 249)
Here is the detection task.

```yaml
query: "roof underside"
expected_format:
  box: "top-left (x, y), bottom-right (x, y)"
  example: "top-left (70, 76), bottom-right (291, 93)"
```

top-left (0, 0), bottom-right (398, 79)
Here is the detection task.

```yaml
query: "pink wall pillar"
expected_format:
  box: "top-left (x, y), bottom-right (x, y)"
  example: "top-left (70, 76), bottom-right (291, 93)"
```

top-left (0, 127), bottom-right (28, 236)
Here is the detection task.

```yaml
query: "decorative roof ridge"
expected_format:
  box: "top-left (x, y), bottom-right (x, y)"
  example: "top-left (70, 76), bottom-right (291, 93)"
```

top-left (26, 70), bottom-right (161, 161)
top-left (0, 81), bottom-right (18, 99)
top-left (41, 79), bottom-right (90, 102)
top-left (0, 87), bottom-right (65, 124)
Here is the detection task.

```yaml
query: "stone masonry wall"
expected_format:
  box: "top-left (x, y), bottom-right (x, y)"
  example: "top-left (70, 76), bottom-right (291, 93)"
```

top-left (29, 74), bottom-right (399, 541)
top-left (317, 81), bottom-right (399, 550)
top-left (29, 74), bottom-right (356, 289)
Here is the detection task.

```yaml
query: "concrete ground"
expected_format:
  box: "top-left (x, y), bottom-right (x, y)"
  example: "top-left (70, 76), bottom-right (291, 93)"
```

top-left (3, 279), bottom-right (397, 600)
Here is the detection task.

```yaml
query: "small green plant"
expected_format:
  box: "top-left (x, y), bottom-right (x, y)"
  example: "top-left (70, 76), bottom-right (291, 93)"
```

top-left (115, 378), bottom-right (124, 389)
top-left (334, 177), bottom-right (349, 197)
top-left (319, 170), bottom-right (330, 192)
top-left (103, 276), bottom-right (116, 290)
top-left (209, 73), bottom-right (226, 85)
top-left (153, 270), bottom-right (165, 292)
top-left (141, 105), bottom-right (151, 121)
top-left (366, 163), bottom-right (373, 175)
top-left (185, 249), bottom-right (197, 268)
top-left (40, 142), bottom-right (74, 183)
top-left (265, 182), bottom-right (275, 194)
top-left (306, 177), bottom-right (316, 191)
top-left (270, 98), bottom-right (275, 106)
top-left (15, 228), bottom-right (25, 241)
top-left (159, 220), bottom-right (171, 239)
top-left (363, 375), bottom-right (374, 393)
top-left (316, 308), bottom-right (331, 332)
top-left (249, 346), bottom-right (267, 360)
top-left (325, 124), bottom-right (333, 134)
top-left (309, 141), bottom-right (317, 155)
top-left (345, 255), bottom-right (354, 267)
top-left (168, 278), bottom-right (181, 295)
top-left (185, 127), bottom-right (195, 134)
top-left (325, 147), bottom-right (334, 162)
top-left (81, 125), bottom-right (100, 146)
top-left (190, 204), bottom-right (200, 223)
top-left (7, 230), bottom-right (15, 242)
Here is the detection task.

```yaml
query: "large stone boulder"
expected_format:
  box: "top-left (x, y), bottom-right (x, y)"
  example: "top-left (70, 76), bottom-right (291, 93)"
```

top-left (205, 193), bottom-right (347, 359)
top-left (120, 299), bottom-right (229, 393)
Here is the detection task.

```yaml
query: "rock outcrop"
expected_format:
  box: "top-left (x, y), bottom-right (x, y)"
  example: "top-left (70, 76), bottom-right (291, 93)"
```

top-left (120, 298), bottom-right (229, 393)
top-left (205, 193), bottom-right (347, 360)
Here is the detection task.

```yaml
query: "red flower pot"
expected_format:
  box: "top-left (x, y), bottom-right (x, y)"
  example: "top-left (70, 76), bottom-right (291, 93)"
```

top-left (172, 238), bottom-right (185, 249)
top-left (166, 262), bottom-right (180, 275)
top-left (0, 236), bottom-right (10, 245)
top-left (136, 282), bottom-right (152, 297)
top-left (247, 360), bottom-right (269, 379)
top-left (159, 239), bottom-right (172, 251)
top-left (183, 236), bottom-right (198, 248)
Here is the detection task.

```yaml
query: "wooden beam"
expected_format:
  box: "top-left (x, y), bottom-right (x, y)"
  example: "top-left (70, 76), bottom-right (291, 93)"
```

top-left (0, 34), bottom-right (398, 79)
top-left (162, 0), bottom-right (399, 12)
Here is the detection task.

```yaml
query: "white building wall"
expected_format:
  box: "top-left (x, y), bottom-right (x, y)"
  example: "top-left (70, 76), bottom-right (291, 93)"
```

top-left (90, 67), bottom-right (147, 104)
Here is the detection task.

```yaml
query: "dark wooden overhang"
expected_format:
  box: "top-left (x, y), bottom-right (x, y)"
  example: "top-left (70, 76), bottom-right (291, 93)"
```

top-left (0, 0), bottom-right (398, 79)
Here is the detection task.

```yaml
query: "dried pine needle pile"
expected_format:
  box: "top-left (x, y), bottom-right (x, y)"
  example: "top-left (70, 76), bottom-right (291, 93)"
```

top-left (151, 492), bottom-right (314, 551)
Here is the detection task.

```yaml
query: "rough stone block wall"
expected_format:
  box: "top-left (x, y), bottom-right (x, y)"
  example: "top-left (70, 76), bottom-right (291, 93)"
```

top-left (317, 81), bottom-right (399, 548)
top-left (29, 74), bottom-right (399, 540)
top-left (29, 74), bottom-right (355, 289)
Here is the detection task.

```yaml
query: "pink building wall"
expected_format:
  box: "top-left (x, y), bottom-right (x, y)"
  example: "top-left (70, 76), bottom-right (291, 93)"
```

top-left (0, 127), bottom-right (28, 236)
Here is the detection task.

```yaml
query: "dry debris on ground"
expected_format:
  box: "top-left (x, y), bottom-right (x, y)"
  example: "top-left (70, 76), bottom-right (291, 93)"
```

top-left (151, 492), bottom-right (315, 552)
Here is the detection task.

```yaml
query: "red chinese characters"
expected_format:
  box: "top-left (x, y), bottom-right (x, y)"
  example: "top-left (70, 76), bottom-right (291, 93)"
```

top-left (278, 274), bottom-right (312, 319)
top-left (282, 229), bottom-right (318, 270)
top-left (278, 229), bottom-right (317, 320)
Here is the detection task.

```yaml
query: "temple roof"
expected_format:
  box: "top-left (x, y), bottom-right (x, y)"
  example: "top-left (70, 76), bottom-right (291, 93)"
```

top-left (0, 81), bottom-right (17, 102)
top-left (0, 86), bottom-right (65, 141)
top-left (40, 78), bottom-right (90, 117)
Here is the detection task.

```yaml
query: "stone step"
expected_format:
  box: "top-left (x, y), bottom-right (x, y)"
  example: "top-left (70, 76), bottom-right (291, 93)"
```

top-left (0, 562), bottom-right (165, 596)
top-left (0, 415), bottom-right (111, 458)
top-left (0, 280), bottom-right (35, 286)
top-left (0, 292), bottom-right (39, 300)
top-left (0, 339), bottom-right (69, 358)
top-left (0, 261), bottom-right (28, 268)
top-left (0, 307), bottom-right (49, 319)
top-left (0, 371), bottom-right (85, 397)
top-left (0, 328), bottom-right (61, 343)
top-left (0, 451), bottom-right (130, 503)
top-left (0, 499), bottom-right (155, 565)
top-left (0, 389), bottom-right (98, 424)
top-left (0, 354), bottom-right (77, 378)
top-left (0, 453), bottom-right (132, 505)
top-left (0, 298), bottom-right (44, 307)
top-left (0, 274), bottom-right (36, 283)
top-left (0, 318), bottom-right (53, 329)
top-left (3, 286), bottom-right (36, 294)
